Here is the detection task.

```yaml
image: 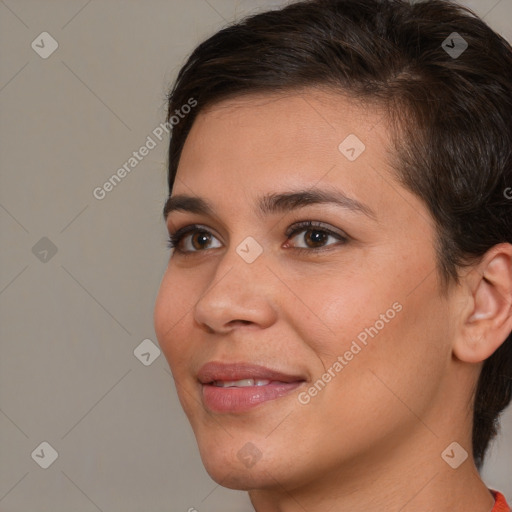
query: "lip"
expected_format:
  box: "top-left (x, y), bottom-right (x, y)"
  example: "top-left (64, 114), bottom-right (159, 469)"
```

top-left (198, 362), bottom-right (306, 413)
top-left (198, 362), bottom-right (305, 384)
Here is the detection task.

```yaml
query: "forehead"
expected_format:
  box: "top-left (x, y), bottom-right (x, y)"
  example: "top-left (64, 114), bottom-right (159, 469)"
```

top-left (172, 89), bottom-right (430, 233)
top-left (176, 90), bottom-right (387, 186)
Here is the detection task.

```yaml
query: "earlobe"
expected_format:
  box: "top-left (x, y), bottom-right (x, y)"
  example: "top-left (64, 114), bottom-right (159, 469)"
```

top-left (453, 244), bottom-right (512, 364)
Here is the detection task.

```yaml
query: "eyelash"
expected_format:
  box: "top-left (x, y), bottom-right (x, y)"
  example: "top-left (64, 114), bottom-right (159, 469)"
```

top-left (167, 221), bottom-right (348, 256)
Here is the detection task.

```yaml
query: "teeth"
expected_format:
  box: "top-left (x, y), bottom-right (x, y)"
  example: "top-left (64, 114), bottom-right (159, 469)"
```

top-left (255, 379), bottom-right (271, 386)
top-left (213, 378), bottom-right (271, 387)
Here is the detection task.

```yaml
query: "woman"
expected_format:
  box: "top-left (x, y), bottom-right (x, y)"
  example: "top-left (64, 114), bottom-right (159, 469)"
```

top-left (154, 0), bottom-right (512, 510)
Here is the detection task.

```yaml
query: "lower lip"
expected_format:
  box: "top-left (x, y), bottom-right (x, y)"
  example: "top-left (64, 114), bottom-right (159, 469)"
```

top-left (201, 381), bottom-right (304, 413)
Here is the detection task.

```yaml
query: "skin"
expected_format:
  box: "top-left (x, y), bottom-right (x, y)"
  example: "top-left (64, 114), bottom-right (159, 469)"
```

top-left (154, 89), bottom-right (512, 512)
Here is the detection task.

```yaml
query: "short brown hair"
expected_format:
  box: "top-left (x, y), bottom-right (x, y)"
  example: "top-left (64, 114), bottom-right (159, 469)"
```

top-left (165, 0), bottom-right (512, 468)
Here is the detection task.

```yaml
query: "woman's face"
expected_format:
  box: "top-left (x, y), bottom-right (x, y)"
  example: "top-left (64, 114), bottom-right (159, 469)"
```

top-left (154, 90), bottom-right (456, 491)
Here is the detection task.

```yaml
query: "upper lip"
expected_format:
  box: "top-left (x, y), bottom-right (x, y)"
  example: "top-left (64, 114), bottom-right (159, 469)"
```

top-left (197, 362), bottom-right (306, 384)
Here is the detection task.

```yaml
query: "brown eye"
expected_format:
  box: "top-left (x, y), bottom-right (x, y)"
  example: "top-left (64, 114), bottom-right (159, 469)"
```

top-left (191, 231), bottom-right (212, 250)
top-left (285, 221), bottom-right (348, 252)
top-left (167, 225), bottom-right (222, 254)
top-left (303, 229), bottom-right (329, 248)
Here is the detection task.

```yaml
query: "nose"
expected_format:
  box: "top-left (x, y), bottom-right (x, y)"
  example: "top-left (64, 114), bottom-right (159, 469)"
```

top-left (193, 248), bottom-right (278, 334)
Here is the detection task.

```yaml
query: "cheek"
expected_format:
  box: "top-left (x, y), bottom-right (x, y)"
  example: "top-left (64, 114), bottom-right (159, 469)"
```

top-left (287, 265), bottom-right (397, 361)
top-left (318, 278), bottom-right (449, 423)
top-left (292, 237), bottom-right (441, 363)
top-left (154, 272), bottom-right (203, 423)
top-left (154, 270), bottom-right (196, 370)
top-left (289, 259), bottom-right (450, 408)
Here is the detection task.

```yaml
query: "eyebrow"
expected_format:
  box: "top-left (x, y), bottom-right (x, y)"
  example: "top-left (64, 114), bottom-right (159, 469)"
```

top-left (163, 189), bottom-right (375, 220)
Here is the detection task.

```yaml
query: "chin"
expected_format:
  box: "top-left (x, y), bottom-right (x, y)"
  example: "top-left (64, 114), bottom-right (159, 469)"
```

top-left (200, 452), bottom-right (272, 490)
top-left (195, 436), bottom-right (280, 490)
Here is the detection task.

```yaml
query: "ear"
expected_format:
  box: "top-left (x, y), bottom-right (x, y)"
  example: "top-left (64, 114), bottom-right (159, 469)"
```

top-left (453, 243), bottom-right (512, 364)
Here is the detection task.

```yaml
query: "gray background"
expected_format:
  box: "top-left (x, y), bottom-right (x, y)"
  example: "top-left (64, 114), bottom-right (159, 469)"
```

top-left (0, 0), bottom-right (510, 510)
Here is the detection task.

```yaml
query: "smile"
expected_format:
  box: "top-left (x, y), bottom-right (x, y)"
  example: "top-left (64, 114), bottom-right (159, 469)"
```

top-left (213, 379), bottom-right (271, 387)
top-left (198, 362), bottom-right (306, 413)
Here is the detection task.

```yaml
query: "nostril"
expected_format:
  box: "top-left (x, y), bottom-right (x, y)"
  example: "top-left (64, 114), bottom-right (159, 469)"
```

top-left (232, 320), bottom-right (252, 326)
